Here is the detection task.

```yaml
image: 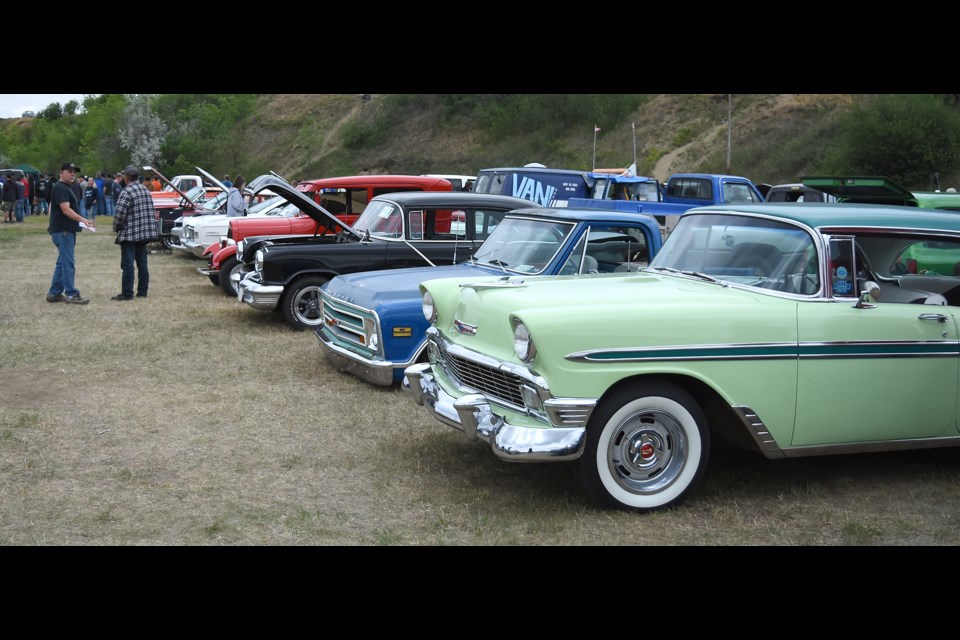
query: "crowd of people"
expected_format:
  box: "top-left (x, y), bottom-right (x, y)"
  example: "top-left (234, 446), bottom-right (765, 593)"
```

top-left (1, 162), bottom-right (240, 306)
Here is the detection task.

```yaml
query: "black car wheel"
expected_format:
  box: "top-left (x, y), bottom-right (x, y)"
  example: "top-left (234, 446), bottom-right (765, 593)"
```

top-left (219, 256), bottom-right (242, 297)
top-left (281, 276), bottom-right (329, 331)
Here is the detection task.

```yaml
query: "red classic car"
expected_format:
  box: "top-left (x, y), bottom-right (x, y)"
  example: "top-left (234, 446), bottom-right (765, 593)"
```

top-left (199, 174), bottom-right (453, 296)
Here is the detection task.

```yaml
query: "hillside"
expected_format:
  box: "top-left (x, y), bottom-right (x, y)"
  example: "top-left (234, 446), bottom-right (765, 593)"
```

top-left (235, 94), bottom-right (863, 186)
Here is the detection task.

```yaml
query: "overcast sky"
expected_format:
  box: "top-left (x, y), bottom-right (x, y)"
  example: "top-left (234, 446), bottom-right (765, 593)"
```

top-left (0, 94), bottom-right (92, 118)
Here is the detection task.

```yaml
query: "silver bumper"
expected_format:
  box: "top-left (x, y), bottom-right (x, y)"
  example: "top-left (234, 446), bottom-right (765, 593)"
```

top-left (237, 273), bottom-right (283, 309)
top-left (316, 329), bottom-right (408, 387)
top-left (402, 363), bottom-right (587, 462)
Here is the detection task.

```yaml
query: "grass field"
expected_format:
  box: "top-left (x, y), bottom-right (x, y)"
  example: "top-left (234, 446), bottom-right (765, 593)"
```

top-left (1, 214), bottom-right (959, 547)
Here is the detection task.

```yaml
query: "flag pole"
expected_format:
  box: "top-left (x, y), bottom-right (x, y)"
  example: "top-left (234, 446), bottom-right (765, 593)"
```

top-left (593, 125), bottom-right (599, 171)
top-left (632, 122), bottom-right (637, 167)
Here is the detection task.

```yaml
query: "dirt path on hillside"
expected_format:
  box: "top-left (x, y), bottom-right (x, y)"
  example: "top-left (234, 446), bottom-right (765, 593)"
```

top-left (653, 122), bottom-right (727, 181)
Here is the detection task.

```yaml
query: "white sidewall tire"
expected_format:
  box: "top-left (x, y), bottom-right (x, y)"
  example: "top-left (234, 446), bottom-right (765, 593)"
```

top-left (590, 387), bottom-right (707, 511)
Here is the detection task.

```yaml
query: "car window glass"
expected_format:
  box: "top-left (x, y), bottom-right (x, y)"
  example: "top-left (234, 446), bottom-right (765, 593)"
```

top-left (652, 213), bottom-right (818, 292)
top-left (472, 217), bottom-right (574, 274)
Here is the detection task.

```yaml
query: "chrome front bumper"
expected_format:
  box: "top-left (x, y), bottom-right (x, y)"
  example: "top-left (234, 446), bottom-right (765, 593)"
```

top-left (402, 362), bottom-right (588, 462)
top-left (237, 273), bottom-right (283, 309)
top-left (316, 328), bottom-right (411, 387)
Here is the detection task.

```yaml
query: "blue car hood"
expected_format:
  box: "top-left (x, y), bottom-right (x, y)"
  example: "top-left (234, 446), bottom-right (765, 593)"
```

top-left (325, 262), bottom-right (498, 308)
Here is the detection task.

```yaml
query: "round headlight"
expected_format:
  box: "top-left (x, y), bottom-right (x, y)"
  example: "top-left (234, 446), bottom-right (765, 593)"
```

top-left (513, 321), bottom-right (536, 363)
top-left (422, 290), bottom-right (437, 323)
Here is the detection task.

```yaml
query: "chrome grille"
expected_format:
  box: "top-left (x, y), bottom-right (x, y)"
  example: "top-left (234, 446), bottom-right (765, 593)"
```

top-left (321, 294), bottom-right (372, 351)
top-left (435, 337), bottom-right (524, 406)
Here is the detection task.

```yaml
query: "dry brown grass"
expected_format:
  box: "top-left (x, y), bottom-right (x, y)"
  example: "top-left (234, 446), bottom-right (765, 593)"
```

top-left (2, 215), bottom-right (960, 547)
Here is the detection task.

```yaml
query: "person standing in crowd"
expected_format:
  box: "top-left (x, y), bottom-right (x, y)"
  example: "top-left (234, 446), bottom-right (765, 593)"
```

top-left (111, 165), bottom-right (157, 301)
top-left (150, 175), bottom-right (161, 192)
top-left (46, 162), bottom-right (93, 305)
top-left (15, 174), bottom-right (27, 222)
top-left (222, 174), bottom-right (232, 189)
top-left (35, 173), bottom-right (49, 215)
top-left (2, 172), bottom-right (18, 223)
top-left (84, 176), bottom-right (100, 223)
top-left (74, 176), bottom-right (86, 218)
top-left (225, 175), bottom-right (246, 217)
top-left (28, 172), bottom-right (38, 215)
top-left (44, 173), bottom-right (55, 214)
top-left (94, 172), bottom-right (106, 219)
top-left (101, 173), bottom-right (114, 216)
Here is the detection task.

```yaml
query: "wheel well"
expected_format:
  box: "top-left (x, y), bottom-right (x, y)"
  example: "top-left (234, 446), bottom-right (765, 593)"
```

top-left (597, 373), bottom-right (759, 453)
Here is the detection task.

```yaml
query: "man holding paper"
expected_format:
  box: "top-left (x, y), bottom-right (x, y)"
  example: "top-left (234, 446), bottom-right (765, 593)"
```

top-left (46, 162), bottom-right (94, 305)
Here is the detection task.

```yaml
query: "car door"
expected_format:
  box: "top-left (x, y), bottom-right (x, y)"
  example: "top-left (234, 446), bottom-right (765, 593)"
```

top-left (793, 236), bottom-right (960, 446)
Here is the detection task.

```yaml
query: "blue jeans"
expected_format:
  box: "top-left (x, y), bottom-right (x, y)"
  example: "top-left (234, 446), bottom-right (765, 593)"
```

top-left (37, 199), bottom-right (49, 214)
top-left (104, 195), bottom-right (115, 216)
top-left (86, 201), bottom-right (98, 220)
top-left (48, 231), bottom-right (80, 298)
top-left (77, 201), bottom-right (86, 218)
top-left (120, 241), bottom-right (150, 297)
top-left (16, 197), bottom-right (28, 222)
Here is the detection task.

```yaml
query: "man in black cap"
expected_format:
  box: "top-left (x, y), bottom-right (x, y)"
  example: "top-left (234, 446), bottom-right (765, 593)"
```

top-left (46, 162), bottom-right (94, 304)
top-left (111, 164), bottom-right (158, 300)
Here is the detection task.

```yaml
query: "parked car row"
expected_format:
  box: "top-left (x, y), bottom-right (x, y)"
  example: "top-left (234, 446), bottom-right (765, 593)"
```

top-left (152, 166), bottom-right (960, 514)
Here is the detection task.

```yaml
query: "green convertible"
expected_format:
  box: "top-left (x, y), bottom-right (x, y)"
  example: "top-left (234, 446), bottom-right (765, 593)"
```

top-left (404, 202), bottom-right (960, 512)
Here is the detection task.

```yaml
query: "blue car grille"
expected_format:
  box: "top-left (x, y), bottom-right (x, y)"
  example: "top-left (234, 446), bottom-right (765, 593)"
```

top-left (321, 294), bottom-right (374, 352)
top-left (435, 337), bottom-right (524, 407)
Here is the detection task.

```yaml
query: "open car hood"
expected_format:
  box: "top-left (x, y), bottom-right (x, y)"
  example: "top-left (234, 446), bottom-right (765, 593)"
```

top-left (244, 173), bottom-right (360, 238)
top-left (196, 166), bottom-right (230, 193)
top-left (800, 176), bottom-right (918, 206)
top-left (144, 165), bottom-right (201, 204)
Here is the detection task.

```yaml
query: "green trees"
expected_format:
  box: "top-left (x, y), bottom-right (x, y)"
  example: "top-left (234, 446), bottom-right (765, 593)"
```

top-left (6, 94), bottom-right (960, 189)
top-left (821, 94), bottom-right (960, 190)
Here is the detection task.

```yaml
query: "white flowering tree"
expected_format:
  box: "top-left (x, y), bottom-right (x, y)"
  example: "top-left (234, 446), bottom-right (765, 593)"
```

top-left (118, 94), bottom-right (167, 169)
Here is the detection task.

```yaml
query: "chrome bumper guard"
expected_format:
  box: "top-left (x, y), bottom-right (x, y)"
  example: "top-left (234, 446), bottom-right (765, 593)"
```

top-left (237, 274), bottom-right (283, 309)
top-left (403, 362), bottom-right (588, 462)
top-left (315, 329), bottom-right (400, 387)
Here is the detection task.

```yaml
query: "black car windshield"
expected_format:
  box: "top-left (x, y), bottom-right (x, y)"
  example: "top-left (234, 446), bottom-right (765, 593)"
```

top-left (471, 217), bottom-right (574, 274)
top-left (353, 200), bottom-right (403, 239)
top-left (651, 213), bottom-right (818, 292)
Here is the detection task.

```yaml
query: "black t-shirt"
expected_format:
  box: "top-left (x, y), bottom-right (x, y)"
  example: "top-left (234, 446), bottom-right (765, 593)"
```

top-left (48, 180), bottom-right (81, 233)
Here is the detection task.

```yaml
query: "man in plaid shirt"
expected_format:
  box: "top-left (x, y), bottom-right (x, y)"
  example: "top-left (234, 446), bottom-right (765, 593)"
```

top-left (111, 165), bottom-right (159, 301)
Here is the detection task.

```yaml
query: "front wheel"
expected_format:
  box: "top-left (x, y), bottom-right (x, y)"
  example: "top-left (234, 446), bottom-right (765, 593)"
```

top-left (578, 381), bottom-right (709, 512)
top-left (281, 276), bottom-right (329, 331)
top-left (218, 256), bottom-right (242, 297)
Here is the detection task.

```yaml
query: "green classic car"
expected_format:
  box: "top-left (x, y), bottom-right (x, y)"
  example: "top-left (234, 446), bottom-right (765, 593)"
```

top-left (403, 203), bottom-right (960, 512)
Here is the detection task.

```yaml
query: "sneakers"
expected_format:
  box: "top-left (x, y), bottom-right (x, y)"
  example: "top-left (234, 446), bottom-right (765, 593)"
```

top-left (64, 295), bottom-right (90, 305)
top-left (111, 294), bottom-right (133, 301)
top-left (136, 293), bottom-right (147, 298)
top-left (46, 293), bottom-right (65, 303)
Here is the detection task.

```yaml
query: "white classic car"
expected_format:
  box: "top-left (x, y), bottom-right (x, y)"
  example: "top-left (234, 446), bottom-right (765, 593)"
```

top-left (173, 193), bottom-right (286, 258)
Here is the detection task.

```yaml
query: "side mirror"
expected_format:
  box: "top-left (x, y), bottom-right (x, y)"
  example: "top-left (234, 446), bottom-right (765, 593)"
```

top-left (853, 280), bottom-right (880, 309)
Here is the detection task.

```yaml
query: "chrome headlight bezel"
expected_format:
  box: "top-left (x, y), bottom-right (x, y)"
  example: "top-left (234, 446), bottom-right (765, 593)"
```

top-left (512, 318), bottom-right (536, 363)
top-left (422, 290), bottom-right (437, 323)
top-left (254, 249), bottom-right (265, 273)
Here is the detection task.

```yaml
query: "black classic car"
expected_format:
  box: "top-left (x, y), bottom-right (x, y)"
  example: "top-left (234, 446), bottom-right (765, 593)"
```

top-left (234, 185), bottom-right (533, 330)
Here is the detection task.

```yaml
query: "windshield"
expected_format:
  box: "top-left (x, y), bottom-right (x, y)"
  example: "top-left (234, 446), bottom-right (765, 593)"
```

top-left (651, 213), bottom-right (819, 292)
top-left (471, 217), bottom-right (574, 274)
top-left (202, 191), bottom-right (227, 211)
top-left (184, 186), bottom-right (205, 203)
top-left (270, 202), bottom-right (302, 217)
top-left (248, 195), bottom-right (283, 215)
top-left (352, 200), bottom-right (403, 238)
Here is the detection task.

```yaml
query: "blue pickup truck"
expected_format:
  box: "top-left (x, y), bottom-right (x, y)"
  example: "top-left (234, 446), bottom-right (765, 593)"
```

top-left (570, 171), bottom-right (766, 239)
top-left (316, 206), bottom-right (664, 386)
